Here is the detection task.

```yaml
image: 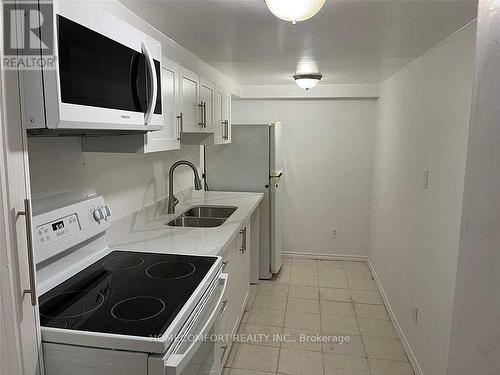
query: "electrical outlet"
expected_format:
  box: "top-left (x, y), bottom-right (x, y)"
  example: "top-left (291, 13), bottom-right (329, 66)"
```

top-left (413, 303), bottom-right (419, 324)
top-left (332, 227), bottom-right (339, 239)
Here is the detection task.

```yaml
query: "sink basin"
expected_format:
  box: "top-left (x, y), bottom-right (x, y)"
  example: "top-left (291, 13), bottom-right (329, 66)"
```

top-left (182, 206), bottom-right (237, 219)
top-left (167, 217), bottom-right (227, 228)
top-left (166, 205), bottom-right (237, 228)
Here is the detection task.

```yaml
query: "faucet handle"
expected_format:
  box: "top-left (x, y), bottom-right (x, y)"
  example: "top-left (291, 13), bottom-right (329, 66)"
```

top-left (167, 195), bottom-right (179, 214)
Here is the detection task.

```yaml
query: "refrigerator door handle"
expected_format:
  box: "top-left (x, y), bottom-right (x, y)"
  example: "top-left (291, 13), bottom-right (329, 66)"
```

top-left (270, 172), bottom-right (284, 180)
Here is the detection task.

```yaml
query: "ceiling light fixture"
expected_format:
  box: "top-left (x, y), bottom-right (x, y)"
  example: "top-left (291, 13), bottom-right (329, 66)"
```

top-left (265, 0), bottom-right (326, 24)
top-left (293, 73), bottom-right (322, 90)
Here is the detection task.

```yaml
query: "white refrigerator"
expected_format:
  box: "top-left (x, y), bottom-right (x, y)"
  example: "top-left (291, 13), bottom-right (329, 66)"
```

top-left (206, 123), bottom-right (284, 280)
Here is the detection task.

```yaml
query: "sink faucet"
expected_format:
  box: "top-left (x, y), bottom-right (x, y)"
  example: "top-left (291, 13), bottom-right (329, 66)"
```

top-left (167, 160), bottom-right (203, 214)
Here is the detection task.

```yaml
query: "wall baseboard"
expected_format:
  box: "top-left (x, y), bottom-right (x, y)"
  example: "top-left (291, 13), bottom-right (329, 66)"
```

top-left (367, 259), bottom-right (423, 375)
top-left (282, 251), bottom-right (368, 262)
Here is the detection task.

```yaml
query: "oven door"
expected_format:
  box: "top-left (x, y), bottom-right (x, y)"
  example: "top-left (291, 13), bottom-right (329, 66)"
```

top-left (44, 1), bottom-right (163, 132)
top-left (149, 273), bottom-right (228, 375)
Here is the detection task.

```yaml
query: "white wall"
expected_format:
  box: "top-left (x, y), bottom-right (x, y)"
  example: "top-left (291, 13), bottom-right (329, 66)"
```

top-left (233, 99), bottom-right (377, 257)
top-left (447, 3), bottom-right (500, 373)
top-left (368, 23), bottom-right (476, 375)
top-left (28, 138), bottom-right (201, 220)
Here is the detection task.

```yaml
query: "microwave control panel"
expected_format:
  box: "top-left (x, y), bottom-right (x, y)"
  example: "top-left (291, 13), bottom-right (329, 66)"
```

top-left (36, 213), bottom-right (81, 248)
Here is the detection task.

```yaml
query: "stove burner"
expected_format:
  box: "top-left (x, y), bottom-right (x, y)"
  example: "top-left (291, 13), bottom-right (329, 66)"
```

top-left (111, 296), bottom-right (165, 321)
top-left (146, 261), bottom-right (196, 280)
top-left (40, 290), bottom-right (105, 319)
top-left (103, 255), bottom-right (144, 270)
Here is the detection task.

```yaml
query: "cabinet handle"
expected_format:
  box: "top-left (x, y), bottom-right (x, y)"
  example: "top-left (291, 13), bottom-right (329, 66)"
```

top-left (220, 345), bottom-right (229, 364)
top-left (239, 227), bottom-right (247, 253)
top-left (223, 120), bottom-right (229, 140)
top-left (222, 120), bottom-right (226, 140)
top-left (17, 199), bottom-right (37, 307)
top-left (203, 102), bottom-right (207, 127)
top-left (197, 102), bottom-right (204, 126)
top-left (176, 113), bottom-right (183, 141)
top-left (220, 299), bottom-right (229, 315)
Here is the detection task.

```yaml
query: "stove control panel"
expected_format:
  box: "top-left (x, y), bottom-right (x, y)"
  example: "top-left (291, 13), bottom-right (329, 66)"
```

top-left (33, 196), bottom-right (111, 264)
top-left (36, 213), bottom-right (81, 248)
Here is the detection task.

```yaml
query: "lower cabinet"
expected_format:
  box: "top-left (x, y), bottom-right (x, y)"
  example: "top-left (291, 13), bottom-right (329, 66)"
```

top-left (219, 219), bottom-right (250, 367)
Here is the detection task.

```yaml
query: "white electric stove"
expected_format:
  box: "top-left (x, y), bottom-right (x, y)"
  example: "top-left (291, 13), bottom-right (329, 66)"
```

top-left (34, 196), bottom-right (228, 375)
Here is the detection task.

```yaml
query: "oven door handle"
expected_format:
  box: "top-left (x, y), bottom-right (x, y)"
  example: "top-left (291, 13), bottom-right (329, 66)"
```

top-left (142, 42), bottom-right (157, 125)
top-left (163, 273), bottom-right (228, 373)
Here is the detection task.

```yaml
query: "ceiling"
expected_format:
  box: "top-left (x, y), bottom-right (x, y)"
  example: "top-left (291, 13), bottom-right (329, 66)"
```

top-left (120, 0), bottom-right (477, 86)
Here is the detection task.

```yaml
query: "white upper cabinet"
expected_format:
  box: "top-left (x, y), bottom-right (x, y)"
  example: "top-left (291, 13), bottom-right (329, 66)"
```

top-left (222, 89), bottom-right (232, 143)
top-left (214, 88), bottom-right (224, 144)
top-left (179, 66), bottom-right (215, 134)
top-left (214, 86), bottom-right (232, 145)
top-left (144, 57), bottom-right (181, 153)
top-left (199, 78), bottom-right (215, 133)
top-left (179, 66), bottom-right (200, 133)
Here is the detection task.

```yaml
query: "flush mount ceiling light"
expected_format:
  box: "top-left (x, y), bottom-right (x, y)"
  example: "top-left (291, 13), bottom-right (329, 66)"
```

top-left (293, 73), bottom-right (322, 90)
top-left (265, 0), bottom-right (326, 24)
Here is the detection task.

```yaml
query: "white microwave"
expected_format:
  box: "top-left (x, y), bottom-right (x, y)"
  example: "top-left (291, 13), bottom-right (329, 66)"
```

top-left (23, 1), bottom-right (163, 134)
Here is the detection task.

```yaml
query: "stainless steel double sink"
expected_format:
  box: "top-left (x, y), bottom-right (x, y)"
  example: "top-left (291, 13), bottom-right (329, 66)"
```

top-left (166, 206), bottom-right (237, 228)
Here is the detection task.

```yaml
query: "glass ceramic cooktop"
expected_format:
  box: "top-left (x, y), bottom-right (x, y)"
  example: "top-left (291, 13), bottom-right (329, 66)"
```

top-left (39, 251), bottom-right (217, 338)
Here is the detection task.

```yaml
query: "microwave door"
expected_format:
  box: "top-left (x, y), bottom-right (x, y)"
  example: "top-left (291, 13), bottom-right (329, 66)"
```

top-left (131, 53), bottom-right (162, 125)
top-left (52, 14), bottom-right (162, 131)
top-left (58, 16), bottom-right (143, 112)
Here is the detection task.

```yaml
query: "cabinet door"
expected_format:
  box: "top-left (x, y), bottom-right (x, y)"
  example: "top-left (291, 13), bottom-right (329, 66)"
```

top-left (213, 87), bottom-right (224, 145)
top-left (179, 66), bottom-right (200, 133)
top-left (222, 89), bottom-right (232, 143)
top-left (240, 221), bottom-right (251, 297)
top-left (2, 63), bottom-right (42, 374)
top-left (199, 77), bottom-right (215, 133)
top-left (220, 238), bottom-right (242, 340)
top-left (144, 58), bottom-right (180, 153)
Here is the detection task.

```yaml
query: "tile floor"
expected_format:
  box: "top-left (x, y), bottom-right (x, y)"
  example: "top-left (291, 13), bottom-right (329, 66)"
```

top-left (222, 257), bottom-right (415, 375)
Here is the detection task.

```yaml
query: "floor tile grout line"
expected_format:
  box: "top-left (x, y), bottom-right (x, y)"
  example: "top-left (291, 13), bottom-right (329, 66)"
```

top-left (274, 258), bottom-right (292, 374)
top-left (317, 259), bottom-right (326, 375)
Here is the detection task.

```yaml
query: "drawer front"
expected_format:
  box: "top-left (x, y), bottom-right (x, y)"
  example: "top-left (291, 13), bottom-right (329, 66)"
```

top-left (43, 342), bottom-right (148, 375)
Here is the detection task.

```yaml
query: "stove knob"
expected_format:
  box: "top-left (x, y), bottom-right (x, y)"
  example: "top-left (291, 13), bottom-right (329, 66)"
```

top-left (103, 205), bottom-right (112, 218)
top-left (93, 208), bottom-right (105, 223)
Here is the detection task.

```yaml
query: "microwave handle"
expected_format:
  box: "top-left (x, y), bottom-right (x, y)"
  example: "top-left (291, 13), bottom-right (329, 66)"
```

top-left (141, 42), bottom-right (157, 125)
top-left (164, 273), bottom-right (228, 372)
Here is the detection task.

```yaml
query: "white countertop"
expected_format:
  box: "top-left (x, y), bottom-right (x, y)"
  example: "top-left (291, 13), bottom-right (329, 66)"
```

top-left (107, 190), bottom-right (264, 256)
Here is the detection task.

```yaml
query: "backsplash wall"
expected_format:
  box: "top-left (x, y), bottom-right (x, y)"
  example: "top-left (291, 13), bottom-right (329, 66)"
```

top-left (28, 137), bottom-right (201, 220)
